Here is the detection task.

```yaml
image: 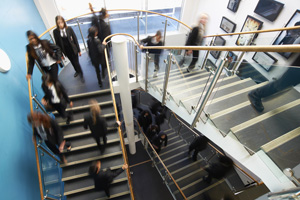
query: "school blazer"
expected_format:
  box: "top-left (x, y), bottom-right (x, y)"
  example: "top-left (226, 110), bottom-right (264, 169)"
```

top-left (53, 27), bottom-right (81, 56)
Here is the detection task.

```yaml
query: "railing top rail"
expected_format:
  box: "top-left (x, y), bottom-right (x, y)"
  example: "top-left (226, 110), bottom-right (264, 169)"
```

top-left (170, 111), bottom-right (262, 185)
top-left (133, 118), bottom-right (187, 200)
top-left (205, 25), bottom-right (300, 38)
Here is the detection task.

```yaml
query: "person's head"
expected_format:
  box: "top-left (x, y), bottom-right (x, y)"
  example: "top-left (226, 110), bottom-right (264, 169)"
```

top-left (160, 134), bottom-right (166, 139)
top-left (90, 99), bottom-right (101, 124)
top-left (43, 74), bottom-right (55, 86)
top-left (55, 15), bottom-right (67, 30)
top-left (88, 26), bottom-right (98, 38)
top-left (143, 111), bottom-right (149, 117)
top-left (27, 111), bottom-right (51, 128)
top-left (99, 8), bottom-right (109, 20)
top-left (155, 30), bottom-right (162, 42)
top-left (27, 30), bottom-right (40, 46)
top-left (89, 160), bottom-right (101, 175)
top-left (198, 13), bottom-right (209, 26)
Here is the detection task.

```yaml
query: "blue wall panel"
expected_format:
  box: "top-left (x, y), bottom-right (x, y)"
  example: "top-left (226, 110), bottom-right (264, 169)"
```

top-left (0, 0), bottom-right (47, 199)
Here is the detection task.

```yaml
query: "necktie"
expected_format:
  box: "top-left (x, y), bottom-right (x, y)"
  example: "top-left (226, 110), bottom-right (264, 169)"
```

top-left (63, 30), bottom-right (67, 38)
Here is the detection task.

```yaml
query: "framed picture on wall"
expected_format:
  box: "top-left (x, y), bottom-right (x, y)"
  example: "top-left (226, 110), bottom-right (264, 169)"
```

top-left (227, 0), bottom-right (241, 12)
top-left (210, 36), bottom-right (226, 59)
top-left (236, 15), bottom-right (263, 46)
top-left (225, 51), bottom-right (238, 70)
top-left (252, 52), bottom-right (278, 71)
top-left (254, 0), bottom-right (284, 22)
top-left (220, 17), bottom-right (236, 33)
top-left (205, 59), bottom-right (218, 72)
top-left (272, 9), bottom-right (300, 59)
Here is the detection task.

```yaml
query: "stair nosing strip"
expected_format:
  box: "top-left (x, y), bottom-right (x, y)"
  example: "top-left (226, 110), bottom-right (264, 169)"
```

top-left (187, 179), bottom-right (225, 199)
top-left (163, 140), bottom-right (182, 149)
top-left (94, 191), bottom-right (131, 200)
top-left (162, 151), bottom-right (186, 162)
top-left (53, 101), bottom-right (113, 114)
top-left (64, 127), bottom-right (117, 139)
top-left (59, 113), bottom-right (115, 126)
top-left (61, 151), bottom-right (122, 167)
top-left (69, 89), bottom-right (111, 99)
top-left (210, 101), bottom-right (250, 119)
top-left (149, 67), bottom-right (187, 80)
top-left (64, 177), bottom-right (127, 196)
top-left (171, 160), bottom-right (201, 175)
top-left (261, 126), bottom-right (300, 152)
top-left (157, 72), bottom-right (209, 87)
top-left (159, 144), bottom-right (187, 156)
top-left (62, 138), bottom-right (120, 153)
top-left (175, 168), bottom-right (205, 183)
top-left (231, 99), bottom-right (300, 133)
top-left (174, 178), bottom-right (203, 194)
top-left (165, 157), bottom-right (190, 168)
top-left (62, 165), bottom-right (123, 182)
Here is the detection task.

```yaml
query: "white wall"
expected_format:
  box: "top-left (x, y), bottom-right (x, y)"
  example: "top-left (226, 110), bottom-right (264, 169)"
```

top-left (190, 0), bottom-right (300, 80)
top-left (34, 0), bottom-right (60, 29)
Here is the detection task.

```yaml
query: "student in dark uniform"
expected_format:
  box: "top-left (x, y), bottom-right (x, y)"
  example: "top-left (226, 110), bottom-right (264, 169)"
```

top-left (41, 74), bottom-right (73, 124)
top-left (87, 26), bottom-right (107, 87)
top-left (83, 100), bottom-right (121, 153)
top-left (152, 131), bottom-right (168, 154)
top-left (26, 30), bottom-right (62, 81)
top-left (138, 110), bottom-right (153, 133)
top-left (188, 135), bottom-right (209, 161)
top-left (146, 124), bottom-right (160, 140)
top-left (27, 111), bottom-right (70, 163)
top-left (53, 15), bottom-right (84, 81)
top-left (89, 160), bottom-right (128, 198)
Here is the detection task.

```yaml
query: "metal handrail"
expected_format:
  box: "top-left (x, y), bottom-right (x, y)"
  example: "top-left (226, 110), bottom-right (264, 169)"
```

top-left (132, 118), bottom-right (187, 200)
top-left (169, 111), bottom-right (262, 186)
top-left (26, 53), bottom-right (44, 200)
top-left (37, 144), bottom-right (62, 164)
top-left (104, 48), bottom-right (135, 200)
top-left (32, 95), bottom-right (48, 114)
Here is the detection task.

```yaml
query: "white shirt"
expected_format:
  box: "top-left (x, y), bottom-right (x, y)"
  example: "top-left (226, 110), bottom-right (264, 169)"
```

top-left (34, 44), bottom-right (56, 67)
top-left (60, 28), bottom-right (67, 37)
top-left (48, 84), bottom-right (60, 103)
top-left (36, 125), bottom-right (48, 141)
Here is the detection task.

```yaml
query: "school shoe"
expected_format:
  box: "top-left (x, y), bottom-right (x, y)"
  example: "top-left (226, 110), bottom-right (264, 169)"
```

top-left (248, 92), bottom-right (264, 112)
top-left (98, 82), bottom-right (102, 88)
top-left (74, 72), bottom-right (79, 77)
top-left (66, 115), bottom-right (73, 125)
top-left (153, 71), bottom-right (158, 78)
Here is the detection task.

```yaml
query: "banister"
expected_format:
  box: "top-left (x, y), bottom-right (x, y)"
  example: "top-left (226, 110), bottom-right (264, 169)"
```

top-left (170, 111), bottom-right (262, 186)
top-left (104, 48), bottom-right (135, 200)
top-left (26, 53), bottom-right (45, 200)
top-left (133, 118), bottom-right (188, 200)
top-left (37, 144), bottom-right (62, 164)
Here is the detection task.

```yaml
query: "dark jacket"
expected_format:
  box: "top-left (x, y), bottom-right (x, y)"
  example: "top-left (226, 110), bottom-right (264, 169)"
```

top-left (87, 37), bottom-right (105, 66)
top-left (186, 26), bottom-right (204, 46)
top-left (91, 15), bottom-right (111, 42)
top-left (27, 40), bottom-right (62, 75)
top-left (53, 27), bottom-right (81, 56)
top-left (152, 131), bottom-right (168, 148)
top-left (83, 114), bottom-right (108, 138)
top-left (42, 81), bottom-right (70, 105)
top-left (92, 168), bottom-right (123, 191)
top-left (146, 124), bottom-right (160, 140)
top-left (190, 135), bottom-right (208, 151)
top-left (141, 36), bottom-right (163, 54)
top-left (34, 118), bottom-right (63, 146)
top-left (138, 110), bottom-right (152, 132)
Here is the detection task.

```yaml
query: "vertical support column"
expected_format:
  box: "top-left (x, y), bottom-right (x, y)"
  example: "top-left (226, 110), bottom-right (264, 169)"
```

top-left (137, 12), bottom-right (140, 43)
top-left (76, 18), bottom-right (87, 52)
top-left (134, 44), bottom-right (138, 82)
top-left (162, 53), bottom-right (172, 105)
top-left (111, 36), bottom-right (136, 154)
top-left (191, 59), bottom-right (226, 128)
top-left (145, 51), bottom-right (150, 92)
top-left (162, 18), bottom-right (168, 45)
top-left (200, 36), bottom-right (215, 70)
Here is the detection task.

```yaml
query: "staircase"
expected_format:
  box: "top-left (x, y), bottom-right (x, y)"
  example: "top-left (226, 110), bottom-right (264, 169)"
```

top-left (143, 58), bottom-right (300, 190)
top-left (53, 89), bottom-right (131, 200)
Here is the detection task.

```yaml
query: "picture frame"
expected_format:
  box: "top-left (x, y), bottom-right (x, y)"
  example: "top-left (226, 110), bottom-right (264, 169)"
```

top-left (205, 59), bottom-right (218, 72)
top-left (236, 15), bottom-right (263, 46)
top-left (272, 9), bottom-right (300, 59)
top-left (225, 51), bottom-right (238, 70)
top-left (220, 17), bottom-right (236, 33)
top-left (254, 0), bottom-right (284, 22)
top-left (210, 36), bottom-right (226, 59)
top-left (227, 0), bottom-right (241, 12)
top-left (252, 52), bottom-right (278, 71)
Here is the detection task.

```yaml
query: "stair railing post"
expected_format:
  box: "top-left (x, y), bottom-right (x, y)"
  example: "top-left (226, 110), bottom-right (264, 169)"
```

top-left (145, 51), bottom-right (150, 92)
top-left (200, 36), bottom-right (215, 70)
top-left (191, 58), bottom-right (227, 128)
top-left (135, 44), bottom-right (138, 82)
top-left (162, 53), bottom-right (172, 105)
top-left (162, 17), bottom-right (169, 45)
top-left (76, 18), bottom-right (87, 52)
top-left (137, 12), bottom-right (140, 43)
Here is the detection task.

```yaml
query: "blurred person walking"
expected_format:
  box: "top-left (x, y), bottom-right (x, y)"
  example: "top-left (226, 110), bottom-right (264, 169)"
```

top-left (188, 135), bottom-right (209, 161)
top-left (152, 131), bottom-right (168, 154)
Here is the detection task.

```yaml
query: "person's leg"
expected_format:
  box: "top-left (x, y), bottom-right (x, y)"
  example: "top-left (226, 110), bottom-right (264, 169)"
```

top-left (153, 54), bottom-right (160, 78)
top-left (48, 64), bottom-right (59, 81)
top-left (192, 149), bottom-right (199, 161)
top-left (104, 187), bottom-right (110, 198)
top-left (93, 63), bottom-right (102, 87)
top-left (188, 50), bottom-right (199, 71)
top-left (69, 53), bottom-right (84, 78)
top-left (101, 54), bottom-right (107, 79)
top-left (178, 50), bottom-right (187, 66)
top-left (95, 137), bottom-right (102, 151)
top-left (52, 103), bottom-right (67, 118)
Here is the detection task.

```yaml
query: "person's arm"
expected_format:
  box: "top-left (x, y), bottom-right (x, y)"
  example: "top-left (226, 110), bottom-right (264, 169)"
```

top-left (26, 45), bottom-right (35, 80)
top-left (49, 41), bottom-right (62, 62)
top-left (83, 115), bottom-right (89, 129)
top-left (164, 135), bottom-right (168, 147)
top-left (53, 29), bottom-right (63, 57)
top-left (186, 27), bottom-right (198, 46)
top-left (96, 39), bottom-right (105, 54)
top-left (51, 119), bottom-right (65, 151)
top-left (69, 27), bottom-right (81, 55)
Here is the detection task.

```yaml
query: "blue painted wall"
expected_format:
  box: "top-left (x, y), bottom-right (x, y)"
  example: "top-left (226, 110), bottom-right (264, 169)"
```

top-left (0, 0), bottom-right (47, 199)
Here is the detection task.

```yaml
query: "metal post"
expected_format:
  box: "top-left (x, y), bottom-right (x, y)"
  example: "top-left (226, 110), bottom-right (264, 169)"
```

top-left (162, 18), bottom-right (168, 45)
top-left (200, 36), bottom-right (215, 70)
top-left (76, 18), bottom-right (87, 52)
top-left (145, 51), bottom-right (150, 92)
top-left (177, 124), bottom-right (182, 136)
top-left (37, 144), bottom-right (62, 164)
top-left (162, 53), bottom-right (172, 105)
top-left (32, 95), bottom-right (48, 114)
top-left (134, 44), bottom-right (138, 82)
top-left (137, 12), bottom-right (140, 43)
top-left (191, 58), bottom-right (227, 128)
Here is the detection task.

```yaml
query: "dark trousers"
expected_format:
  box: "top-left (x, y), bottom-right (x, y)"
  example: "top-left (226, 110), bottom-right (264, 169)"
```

top-left (252, 68), bottom-right (300, 99)
top-left (52, 103), bottom-right (71, 119)
top-left (65, 51), bottom-right (83, 75)
top-left (188, 50), bottom-right (199, 70)
top-left (93, 62), bottom-right (102, 84)
top-left (101, 54), bottom-right (107, 78)
top-left (94, 135), bottom-right (107, 151)
top-left (103, 168), bottom-right (124, 197)
top-left (45, 141), bottom-right (64, 161)
top-left (43, 63), bottom-right (58, 81)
